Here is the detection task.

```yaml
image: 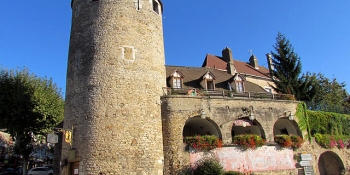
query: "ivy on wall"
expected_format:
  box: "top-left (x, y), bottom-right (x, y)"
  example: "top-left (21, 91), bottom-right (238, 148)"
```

top-left (308, 110), bottom-right (350, 136)
top-left (296, 101), bottom-right (350, 147)
top-left (295, 102), bottom-right (312, 142)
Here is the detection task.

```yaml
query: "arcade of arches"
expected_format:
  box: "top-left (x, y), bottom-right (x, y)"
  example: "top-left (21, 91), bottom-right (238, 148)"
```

top-left (161, 96), bottom-right (349, 175)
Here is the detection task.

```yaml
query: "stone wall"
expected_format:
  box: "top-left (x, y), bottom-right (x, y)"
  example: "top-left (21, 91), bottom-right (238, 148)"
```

top-left (161, 95), bottom-right (300, 174)
top-left (62, 0), bottom-right (165, 174)
top-left (161, 95), bottom-right (350, 174)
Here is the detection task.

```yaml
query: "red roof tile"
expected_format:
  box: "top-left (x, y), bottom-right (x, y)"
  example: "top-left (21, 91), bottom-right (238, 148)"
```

top-left (203, 54), bottom-right (271, 79)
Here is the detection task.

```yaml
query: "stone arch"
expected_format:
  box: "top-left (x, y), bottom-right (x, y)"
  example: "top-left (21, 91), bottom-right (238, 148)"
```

top-left (182, 116), bottom-right (222, 138)
top-left (273, 117), bottom-right (302, 137)
top-left (231, 117), bottom-right (266, 139)
top-left (318, 151), bottom-right (345, 175)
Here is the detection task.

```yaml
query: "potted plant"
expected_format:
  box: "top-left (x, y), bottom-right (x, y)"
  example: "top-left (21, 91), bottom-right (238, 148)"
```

top-left (232, 134), bottom-right (266, 149)
top-left (274, 134), bottom-right (304, 150)
top-left (184, 135), bottom-right (222, 151)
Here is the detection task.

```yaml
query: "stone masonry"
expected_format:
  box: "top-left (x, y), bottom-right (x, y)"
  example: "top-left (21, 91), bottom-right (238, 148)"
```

top-left (61, 1), bottom-right (350, 175)
top-left (161, 95), bottom-right (300, 174)
top-left (61, 0), bottom-right (165, 174)
top-left (161, 95), bottom-right (350, 175)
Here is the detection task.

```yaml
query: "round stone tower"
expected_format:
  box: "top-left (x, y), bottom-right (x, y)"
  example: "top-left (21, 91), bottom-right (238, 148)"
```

top-left (61, 0), bottom-right (165, 174)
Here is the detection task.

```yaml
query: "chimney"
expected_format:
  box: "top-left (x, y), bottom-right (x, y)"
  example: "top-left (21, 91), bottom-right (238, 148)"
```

top-left (222, 47), bottom-right (236, 75)
top-left (266, 53), bottom-right (274, 77)
top-left (249, 54), bottom-right (259, 69)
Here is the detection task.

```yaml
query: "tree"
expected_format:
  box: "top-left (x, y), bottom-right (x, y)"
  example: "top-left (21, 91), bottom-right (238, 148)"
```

top-left (270, 32), bottom-right (317, 101)
top-left (306, 73), bottom-right (349, 114)
top-left (0, 67), bottom-right (64, 173)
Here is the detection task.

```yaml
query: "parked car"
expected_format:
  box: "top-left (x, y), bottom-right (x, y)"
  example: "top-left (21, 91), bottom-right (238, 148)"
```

top-left (0, 168), bottom-right (18, 175)
top-left (27, 167), bottom-right (53, 175)
top-left (42, 165), bottom-right (53, 170)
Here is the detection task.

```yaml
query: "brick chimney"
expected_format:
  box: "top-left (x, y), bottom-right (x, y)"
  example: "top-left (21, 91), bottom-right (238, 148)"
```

top-left (222, 47), bottom-right (236, 75)
top-left (249, 54), bottom-right (259, 69)
top-left (266, 53), bottom-right (274, 77)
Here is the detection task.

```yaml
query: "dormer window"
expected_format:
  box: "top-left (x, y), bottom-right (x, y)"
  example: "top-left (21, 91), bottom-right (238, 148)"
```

top-left (236, 81), bottom-right (244, 92)
top-left (169, 69), bottom-right (184, 89)
top-left (232, 73), bottom-right (245, 93)
top-left (201, 71), bottom-right (216, 90)
top-left (173, 78), bottom-right (181, 89)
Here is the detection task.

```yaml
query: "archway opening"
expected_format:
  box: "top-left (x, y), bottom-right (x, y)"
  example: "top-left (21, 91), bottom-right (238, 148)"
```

top-left (318, 151), bottom-right (345, 175)
top-left (231, 118), bottom-right (265, 139)
top-left (183, 116), bottom-right (221, 138)
top-left (273, 118), bottom-right (302, 137)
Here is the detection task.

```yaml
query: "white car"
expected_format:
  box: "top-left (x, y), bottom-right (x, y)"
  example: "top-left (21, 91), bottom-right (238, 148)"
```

top-left (28, 167), bottom-right (53, 175)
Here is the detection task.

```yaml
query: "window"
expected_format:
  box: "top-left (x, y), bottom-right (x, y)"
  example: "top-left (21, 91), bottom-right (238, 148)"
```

top-left (74, 50), bottom-right (82, 71)
top-left (265, 87), bottom-right (272, 93)
top-left (89, 0), bottom-right (99, 2)
top-left (207, 80), bottom-right (214, 90)
top-left (152, 0), bottom-right (160, 14)
top-left (169, 70), bottom-right (184, 89)
top-left (236, 81), bottom-right (244, 93)
top-left (120, 46), bottom-right (136, 61)
top-left (233, 74), bottom-right (245, 93)
top-left (201, 71), bottom-right (216, 90)
top-left (173, 78), bottom-right (181, 89)
top-left (134, 0), bottom-right (142, 10)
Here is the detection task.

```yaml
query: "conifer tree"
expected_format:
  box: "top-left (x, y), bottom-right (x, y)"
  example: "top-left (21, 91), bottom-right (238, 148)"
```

top-left (270, 32), bottom-right (316, 101)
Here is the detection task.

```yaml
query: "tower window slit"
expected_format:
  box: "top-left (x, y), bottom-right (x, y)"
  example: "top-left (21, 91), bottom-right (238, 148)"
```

top-left (152, 0), bottom-right (159, 14)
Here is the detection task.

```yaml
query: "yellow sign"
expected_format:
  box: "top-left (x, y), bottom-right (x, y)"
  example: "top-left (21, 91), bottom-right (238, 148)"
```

top-left (65, 130), bottom-right (72, 144)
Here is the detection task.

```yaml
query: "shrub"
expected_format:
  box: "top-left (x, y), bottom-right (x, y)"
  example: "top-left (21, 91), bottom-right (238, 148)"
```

top-left (233, 134), bottom-right (265, 149)
top-left (329, 138), bottom-right (337, 148)
top-left (223, 171), bottom-right (244, 175)
top-left (290, 135), bottom-right (304, 149)
top-left (337, 139), bottom-right (345, 149)
top-left (314, 133), bottom-right (350, 149)
top-left (184, 135), bottom-right (222, 151)
top-left (192, 157), bottom-right (223, 175)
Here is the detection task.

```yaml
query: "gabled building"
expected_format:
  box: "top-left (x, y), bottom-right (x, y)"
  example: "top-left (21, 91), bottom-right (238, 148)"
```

top-left (202, 47), bottom-right (276, 94)
top-left (165, 66), bottom-right (268, 95)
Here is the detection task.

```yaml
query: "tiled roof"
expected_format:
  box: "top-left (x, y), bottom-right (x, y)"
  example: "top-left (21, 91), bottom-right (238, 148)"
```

top-left (165, 66), bottom-right (267, 93)
top-left (203, 54), bottom-right (271, 79)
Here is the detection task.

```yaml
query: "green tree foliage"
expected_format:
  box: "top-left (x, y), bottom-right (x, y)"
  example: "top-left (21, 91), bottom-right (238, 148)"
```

top-left (0, 67), bottom-right (64, 168)
top-left (270, 32), bottom-right (317, 101)
top-left (306, 73), bottom-right (349, 114)
top-left (192, 157), bottom-right (224, 175)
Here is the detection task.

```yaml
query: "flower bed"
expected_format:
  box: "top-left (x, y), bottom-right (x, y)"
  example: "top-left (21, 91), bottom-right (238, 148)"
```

top-left (314, 133), bottom-right (350, 149)
top-left (184, 135), bottom-right (222, 151)
top-left (232, 134), bottom-right (266, 149)
top-left (274, 135), bottom-right (304, 150)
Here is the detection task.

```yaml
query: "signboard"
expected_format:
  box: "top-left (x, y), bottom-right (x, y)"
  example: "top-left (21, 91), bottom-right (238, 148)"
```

top-left (47, 133), bottom-right (58, 143)
top-left (301, 154), bottom-right (312, 161)
top-left (299, 160), bottom-right (311, 167)
top-left (304, 166), bottom-right (314, 175)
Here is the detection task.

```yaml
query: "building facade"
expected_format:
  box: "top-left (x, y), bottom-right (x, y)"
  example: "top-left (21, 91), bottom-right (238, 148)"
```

top-left (60, 1), bottom-right (350, 175)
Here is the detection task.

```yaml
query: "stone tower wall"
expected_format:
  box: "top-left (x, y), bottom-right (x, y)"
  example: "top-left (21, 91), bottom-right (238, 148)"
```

top-left (62, 0), bottom-right (165, 174)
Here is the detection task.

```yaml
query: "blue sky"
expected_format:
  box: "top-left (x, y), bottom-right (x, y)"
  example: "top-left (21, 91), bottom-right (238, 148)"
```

top-left (1, 1), bottom-right (349, 96)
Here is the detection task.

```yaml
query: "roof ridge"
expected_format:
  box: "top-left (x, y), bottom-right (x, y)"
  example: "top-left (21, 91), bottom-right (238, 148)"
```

top-left (243, 63), bottom-right (271, 78)
top-left (165, 65), bottom-right (203, 69)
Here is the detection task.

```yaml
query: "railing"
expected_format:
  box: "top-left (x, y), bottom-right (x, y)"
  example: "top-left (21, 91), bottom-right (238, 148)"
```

top-left (162, 87), bottom-right (295, 100)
